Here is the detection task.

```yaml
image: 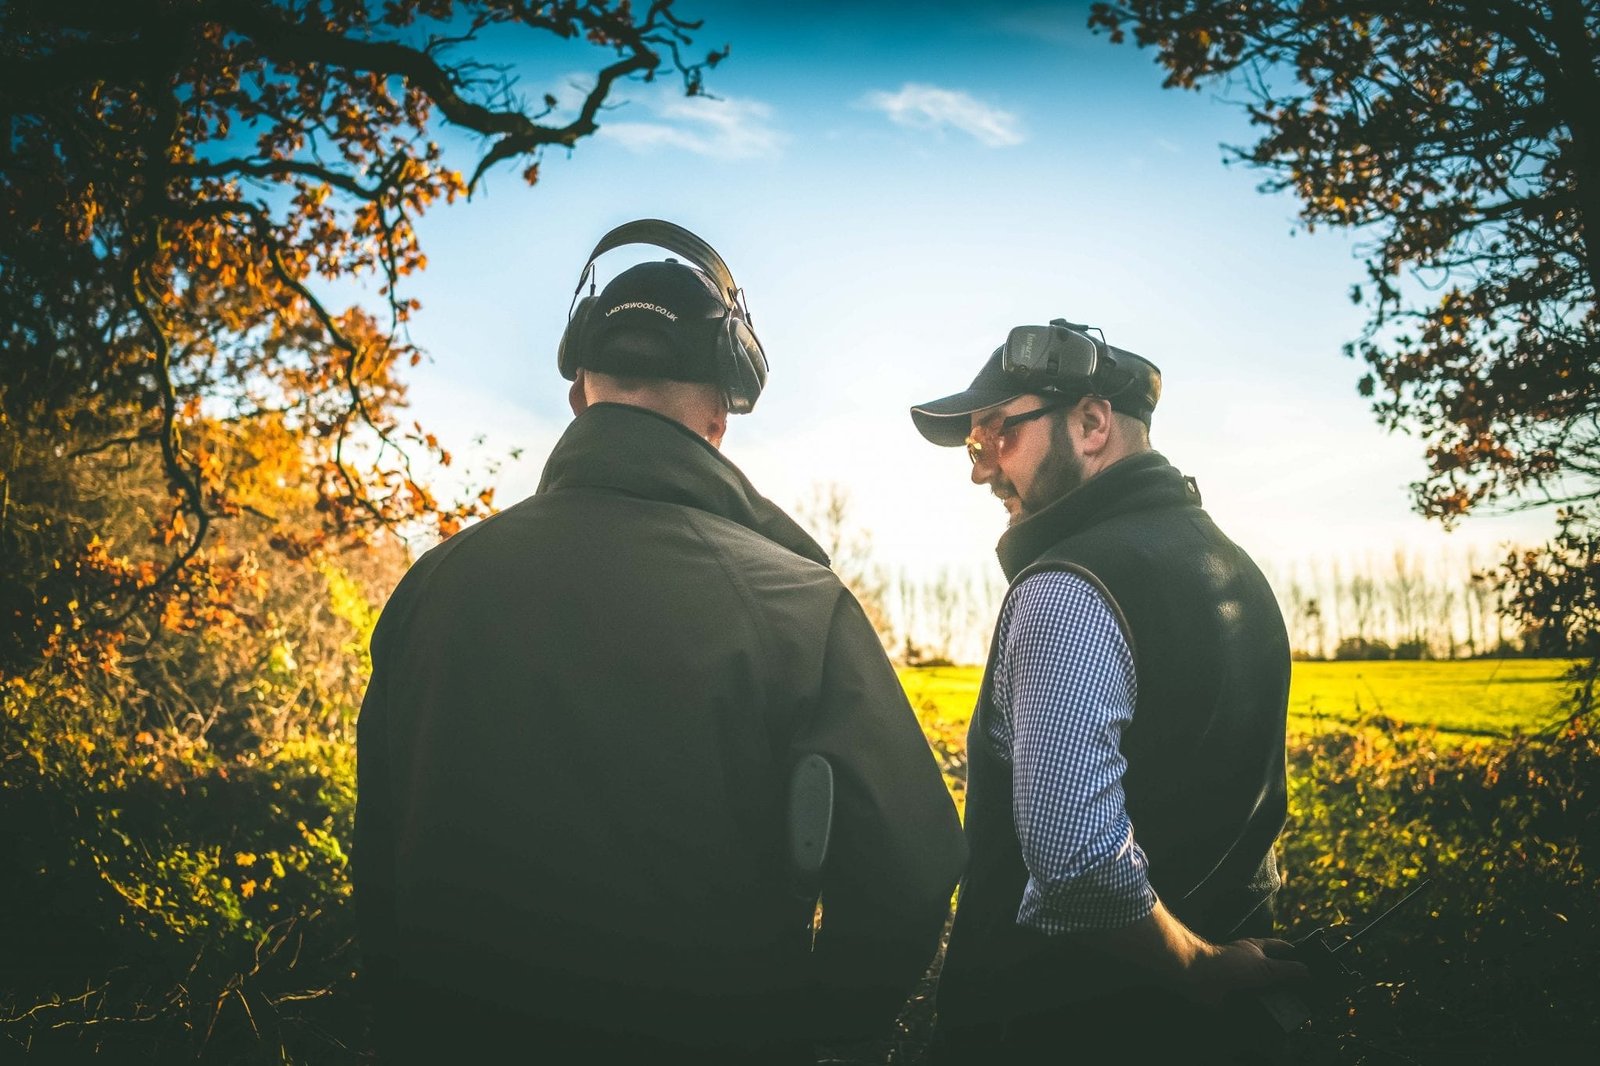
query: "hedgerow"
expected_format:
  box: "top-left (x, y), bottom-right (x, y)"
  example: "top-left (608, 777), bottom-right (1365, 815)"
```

top-left (1, 673), bottom-right (362, 1064)
top-left (4, 676), bottom-right (1595, 1063)
top-left (1276, 716), bottom-right (1599, 1063)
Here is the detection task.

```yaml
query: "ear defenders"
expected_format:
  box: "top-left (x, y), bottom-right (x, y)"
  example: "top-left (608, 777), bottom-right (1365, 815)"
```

top-left (557, 219), bottom-right (768, 414)
top-left (1000, 318), bottom-right (1162, 422)
top-left (1001, 319), bottom-right (1132, 395)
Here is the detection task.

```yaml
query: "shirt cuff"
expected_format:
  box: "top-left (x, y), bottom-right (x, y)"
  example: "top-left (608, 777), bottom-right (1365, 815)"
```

top-left (1017, 820), bottom-right (1157, 934)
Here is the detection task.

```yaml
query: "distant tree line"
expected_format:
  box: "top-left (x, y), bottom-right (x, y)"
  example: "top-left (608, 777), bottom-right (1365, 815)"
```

top-left (801, 480), bottom-right (1580, 667)
top-left (1272, 549), bottom-right (1521, 662)
top-left (1273, 532), bottom-right (1599, 665)
top-left (792, 483), bottom-right (1003, 667)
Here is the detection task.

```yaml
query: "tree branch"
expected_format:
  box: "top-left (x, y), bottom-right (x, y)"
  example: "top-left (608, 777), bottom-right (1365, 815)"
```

top-left (214, 0), bottom-right (661, 193)
top-left (174, 157), bottom-right (380, 200)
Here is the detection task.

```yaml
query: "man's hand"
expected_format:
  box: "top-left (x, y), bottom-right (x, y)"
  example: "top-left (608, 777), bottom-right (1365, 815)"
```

top-left (1073, 902), bottom-right (1311, 1006)
top-left (1184, 937), bottom-right (1309, 1006)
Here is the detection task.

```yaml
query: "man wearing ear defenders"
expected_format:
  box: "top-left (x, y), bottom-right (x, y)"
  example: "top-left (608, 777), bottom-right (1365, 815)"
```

top-left (355, 221), bottom-right (964, 1065)
top-left (911, 322), bottom-right (1302, 1062)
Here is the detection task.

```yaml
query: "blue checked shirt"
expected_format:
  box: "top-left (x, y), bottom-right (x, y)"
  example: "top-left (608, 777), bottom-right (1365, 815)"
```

top-left (988, 570), bottom-right (1158, 933)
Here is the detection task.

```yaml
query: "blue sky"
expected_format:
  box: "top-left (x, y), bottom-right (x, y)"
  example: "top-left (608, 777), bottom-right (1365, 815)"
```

top-left (378, 0), bottom-right (1553, 588)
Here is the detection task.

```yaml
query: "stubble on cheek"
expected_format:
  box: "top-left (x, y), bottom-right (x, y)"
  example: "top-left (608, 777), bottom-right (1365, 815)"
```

top-left (1020, 443), bottom-right (1084, 518)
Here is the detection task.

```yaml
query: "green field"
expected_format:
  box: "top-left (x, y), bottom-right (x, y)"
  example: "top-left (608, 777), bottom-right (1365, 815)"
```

top-left (1288, 658), bottom-right (1580, 737)
top-left (900, 658), bottom-right (1581, 742)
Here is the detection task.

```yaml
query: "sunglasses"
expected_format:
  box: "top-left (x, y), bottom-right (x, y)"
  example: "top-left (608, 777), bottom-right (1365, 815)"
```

top-left (965, 402), bottom-right (1067, 465)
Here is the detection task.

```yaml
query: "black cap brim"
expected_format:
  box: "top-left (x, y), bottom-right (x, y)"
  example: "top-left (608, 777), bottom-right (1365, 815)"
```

top-left (910, 386), bottom-right (1029, 447)
top-left (911, 346), bottom-right (1036, 447)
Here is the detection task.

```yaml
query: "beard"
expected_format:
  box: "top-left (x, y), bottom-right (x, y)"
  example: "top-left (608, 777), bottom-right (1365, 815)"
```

top-left (1017, 426), bottom-right (1086, 522)
top-left (991, 478), bottom-right (1025, 526)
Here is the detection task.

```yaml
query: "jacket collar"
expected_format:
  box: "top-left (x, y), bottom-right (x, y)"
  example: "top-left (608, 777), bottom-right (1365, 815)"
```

top-left (537, 402), bottom-right (830, 567)
top-left (995, 450), bottom-right (1200, 581)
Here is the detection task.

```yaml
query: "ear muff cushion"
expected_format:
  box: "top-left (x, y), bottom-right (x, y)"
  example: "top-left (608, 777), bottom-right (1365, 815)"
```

top-left (722, 318), bottom-right (767, 414)
top-left (559, 296), bottom-right (600, 380)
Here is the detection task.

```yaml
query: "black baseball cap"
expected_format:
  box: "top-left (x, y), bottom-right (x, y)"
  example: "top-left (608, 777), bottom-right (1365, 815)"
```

top-left (577, 260), bottom-right (727, 383)
top-left (910, 348), bottom-right (1026, 447)
top-left (911, 344), bottom-right (1162, 447)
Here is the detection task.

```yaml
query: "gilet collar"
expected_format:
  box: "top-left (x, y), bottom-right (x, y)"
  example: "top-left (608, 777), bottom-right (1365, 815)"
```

top-left (995, 451), bottom-right (1200, 581)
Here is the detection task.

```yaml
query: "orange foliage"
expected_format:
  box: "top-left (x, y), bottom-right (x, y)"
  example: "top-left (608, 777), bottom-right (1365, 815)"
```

top-left (1, 0), bottom-right (724, 673)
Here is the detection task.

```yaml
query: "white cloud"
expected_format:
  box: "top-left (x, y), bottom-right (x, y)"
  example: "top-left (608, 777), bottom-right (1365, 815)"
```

top-left (601, 95), bottom-right (784, 160)
top-left (860, 83), bottom-right (1026, 147)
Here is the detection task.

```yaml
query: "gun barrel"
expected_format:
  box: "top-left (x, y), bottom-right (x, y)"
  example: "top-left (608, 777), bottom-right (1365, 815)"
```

top-left (1333, 878), bottom-right (1432, 954)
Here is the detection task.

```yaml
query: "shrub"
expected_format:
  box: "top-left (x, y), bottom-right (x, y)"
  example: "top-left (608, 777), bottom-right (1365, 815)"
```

top-left (0, 672), bottom-right (364, 1064)
top-left (1277, 716), bottom-right (1600, 1061)
top-left (0, 542), bottom-right (392, 1063)
top-left (1334, 637), bottom-right (1395, 661)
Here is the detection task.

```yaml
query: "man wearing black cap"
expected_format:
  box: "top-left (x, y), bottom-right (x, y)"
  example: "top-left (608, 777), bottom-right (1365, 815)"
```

top-left (355, 222), bottom-right (964, 1065)
top-left (910, 322), bottom-right (1302, 1062)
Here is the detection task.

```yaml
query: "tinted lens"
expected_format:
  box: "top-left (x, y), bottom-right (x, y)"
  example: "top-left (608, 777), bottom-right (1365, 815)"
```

top-left (966, 401), bottom-right (1064, 465)
top-left (964, 423), bottom-right (998, 465)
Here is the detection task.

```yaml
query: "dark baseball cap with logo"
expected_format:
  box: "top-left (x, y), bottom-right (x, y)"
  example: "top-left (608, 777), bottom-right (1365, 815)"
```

top-left (911, 341), bottom-right (1162, 447)
top-left (576, 259), bottom-right (728, 383)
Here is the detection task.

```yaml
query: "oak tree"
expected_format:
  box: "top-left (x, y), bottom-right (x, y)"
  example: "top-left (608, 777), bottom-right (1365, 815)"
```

top-left (0, 0), bottom-right (723, 670)
top-left (1090, 0), bottom-right (1598, 522)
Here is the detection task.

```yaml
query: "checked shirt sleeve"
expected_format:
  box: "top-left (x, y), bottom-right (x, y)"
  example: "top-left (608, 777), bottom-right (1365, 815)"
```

top-left (988, 570), bottom-right (1156, 934)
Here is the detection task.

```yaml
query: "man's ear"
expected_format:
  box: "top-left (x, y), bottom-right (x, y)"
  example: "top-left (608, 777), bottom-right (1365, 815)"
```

top-left (568, 372), bottom-right (588, 416)
top-left (1074, 396), bottom-right (1114, 458)
top-left (704, 407), bottom-right (728, 450)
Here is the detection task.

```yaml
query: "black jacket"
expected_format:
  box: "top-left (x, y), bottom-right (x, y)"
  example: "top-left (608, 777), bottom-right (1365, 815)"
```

top-left (355, 403), bottom-right (964, 1058)
top-left (938, 451), bottom-right (1290, 1028)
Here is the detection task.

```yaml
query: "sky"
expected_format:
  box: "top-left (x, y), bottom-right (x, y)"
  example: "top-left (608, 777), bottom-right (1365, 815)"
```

top-left (368, 0), bottom-right (1557, 596)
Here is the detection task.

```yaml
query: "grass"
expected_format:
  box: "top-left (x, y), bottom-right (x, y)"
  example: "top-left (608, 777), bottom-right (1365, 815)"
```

top-left (900, 658), bottom-right (1582, 744)
top-left (1288, 658), bottom-right (1580, 737)
top-left (891, 657), bottom-right (1599, 1064)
